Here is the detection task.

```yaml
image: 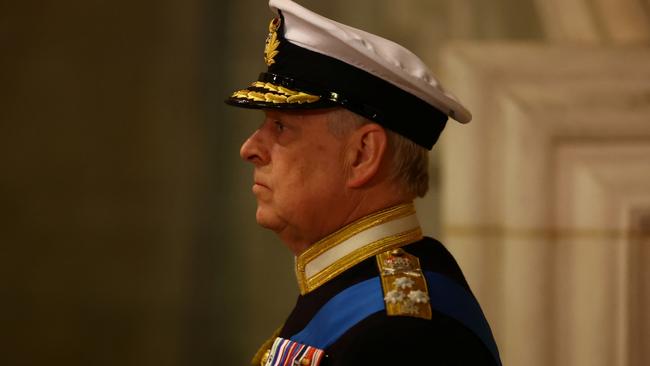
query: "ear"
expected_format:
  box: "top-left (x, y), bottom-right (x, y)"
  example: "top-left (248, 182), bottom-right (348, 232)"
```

top-left (345, 123), bottom-right (389, 188)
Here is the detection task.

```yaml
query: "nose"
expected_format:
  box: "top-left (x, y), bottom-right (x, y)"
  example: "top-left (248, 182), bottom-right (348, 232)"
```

top-left (240, 128), bottom-right (269, 166)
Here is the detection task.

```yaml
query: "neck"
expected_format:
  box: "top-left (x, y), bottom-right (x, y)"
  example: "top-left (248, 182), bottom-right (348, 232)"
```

top-left (281, 189), bottom-right (413, 255)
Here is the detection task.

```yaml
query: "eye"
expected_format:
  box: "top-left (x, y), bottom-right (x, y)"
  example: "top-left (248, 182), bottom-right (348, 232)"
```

top-left (274, 120), bottom-right (285, 133)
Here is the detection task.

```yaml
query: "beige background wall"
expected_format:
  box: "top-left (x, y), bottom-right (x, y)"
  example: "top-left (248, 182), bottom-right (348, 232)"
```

top-left (1, 0), bottom-right (647, 365)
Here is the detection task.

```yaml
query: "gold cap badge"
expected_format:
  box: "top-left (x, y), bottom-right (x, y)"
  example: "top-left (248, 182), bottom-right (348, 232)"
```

top-left (264, 18), bottom-right (281, 66)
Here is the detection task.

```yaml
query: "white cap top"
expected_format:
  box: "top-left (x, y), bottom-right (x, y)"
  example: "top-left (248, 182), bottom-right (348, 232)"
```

top-left (269, 0), bottom-right (472, 123)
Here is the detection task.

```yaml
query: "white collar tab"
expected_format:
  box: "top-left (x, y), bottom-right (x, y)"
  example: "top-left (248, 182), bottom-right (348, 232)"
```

top-left (295, 203), bottom-right (422, 295)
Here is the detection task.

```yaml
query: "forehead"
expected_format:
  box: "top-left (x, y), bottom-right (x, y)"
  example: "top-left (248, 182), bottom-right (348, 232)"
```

top-left (263, 108), bottom-right (339, 123)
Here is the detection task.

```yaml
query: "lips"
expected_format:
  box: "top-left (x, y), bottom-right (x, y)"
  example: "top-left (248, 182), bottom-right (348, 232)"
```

top-left (252, 181), bottom-right (270, 197)
top-left (253, 172), bottom-right (269, 188)
top-left (252, 174), bottom-right (270, 194)
top-left (254, 180), bottom-right (269, 189)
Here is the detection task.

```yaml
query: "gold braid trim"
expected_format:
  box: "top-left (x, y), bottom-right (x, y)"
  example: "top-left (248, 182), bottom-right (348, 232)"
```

top-left (252, 81), bottom-right (278, 92)
top-left (251, 82), bottom-right (309, 97)
top-left (251, 326), bottom-right (282, 366)
top-left (231, 82), bottom-right (321, 104)
top-left (265, 93), bottom-right (288, 103)
top-left (287, 93), bottom-right (320, 104)
top-left (277, 86), bottom-right (298, 96)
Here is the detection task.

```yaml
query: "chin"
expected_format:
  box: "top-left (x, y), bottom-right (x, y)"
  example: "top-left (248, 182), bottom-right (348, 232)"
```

top-left (255, 206), bottom-right (285, 232)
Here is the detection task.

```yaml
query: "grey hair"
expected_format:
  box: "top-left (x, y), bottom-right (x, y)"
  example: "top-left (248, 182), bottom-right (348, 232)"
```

top-left (326, 108), bottom-right (429, 198)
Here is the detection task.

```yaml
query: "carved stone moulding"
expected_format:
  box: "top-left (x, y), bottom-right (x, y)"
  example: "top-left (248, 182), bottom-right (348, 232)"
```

top-left (437, 42), bottom-right (650, 366)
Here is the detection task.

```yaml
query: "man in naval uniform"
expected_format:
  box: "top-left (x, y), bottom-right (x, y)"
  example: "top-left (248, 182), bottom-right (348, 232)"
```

top-left (226, 1), bottom-right (501, 365)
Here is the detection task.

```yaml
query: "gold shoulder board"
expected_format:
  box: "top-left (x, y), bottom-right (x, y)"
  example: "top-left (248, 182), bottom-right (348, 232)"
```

top-left (376, 248), bottom-right (432, 320)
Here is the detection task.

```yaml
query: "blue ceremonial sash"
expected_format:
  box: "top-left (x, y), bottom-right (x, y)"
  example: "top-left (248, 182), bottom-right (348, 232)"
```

top-left (290, 271), bottom-right (502, 366)
top-left (290, 277), bottom-right (385, 348)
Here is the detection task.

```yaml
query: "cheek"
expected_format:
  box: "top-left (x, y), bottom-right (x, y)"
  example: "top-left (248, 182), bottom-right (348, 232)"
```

top-left (284, 162), bottom-right (317, 195)
top-left (301, 155), bottom-right (345, 194)
top-left (273, 143), bottom-right (346, 200)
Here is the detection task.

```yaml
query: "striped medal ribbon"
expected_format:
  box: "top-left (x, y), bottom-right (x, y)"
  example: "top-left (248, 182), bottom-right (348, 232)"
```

top-left (265, 337), bottom-right (325, 366)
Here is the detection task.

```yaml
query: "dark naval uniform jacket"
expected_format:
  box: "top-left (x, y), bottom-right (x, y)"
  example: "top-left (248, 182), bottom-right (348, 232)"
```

top-left (253, 203), bottom-right (501, 366)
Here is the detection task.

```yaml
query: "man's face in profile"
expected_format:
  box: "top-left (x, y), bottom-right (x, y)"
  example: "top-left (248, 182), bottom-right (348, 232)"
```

top-left (239, 109), bottom-right (349, 246)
